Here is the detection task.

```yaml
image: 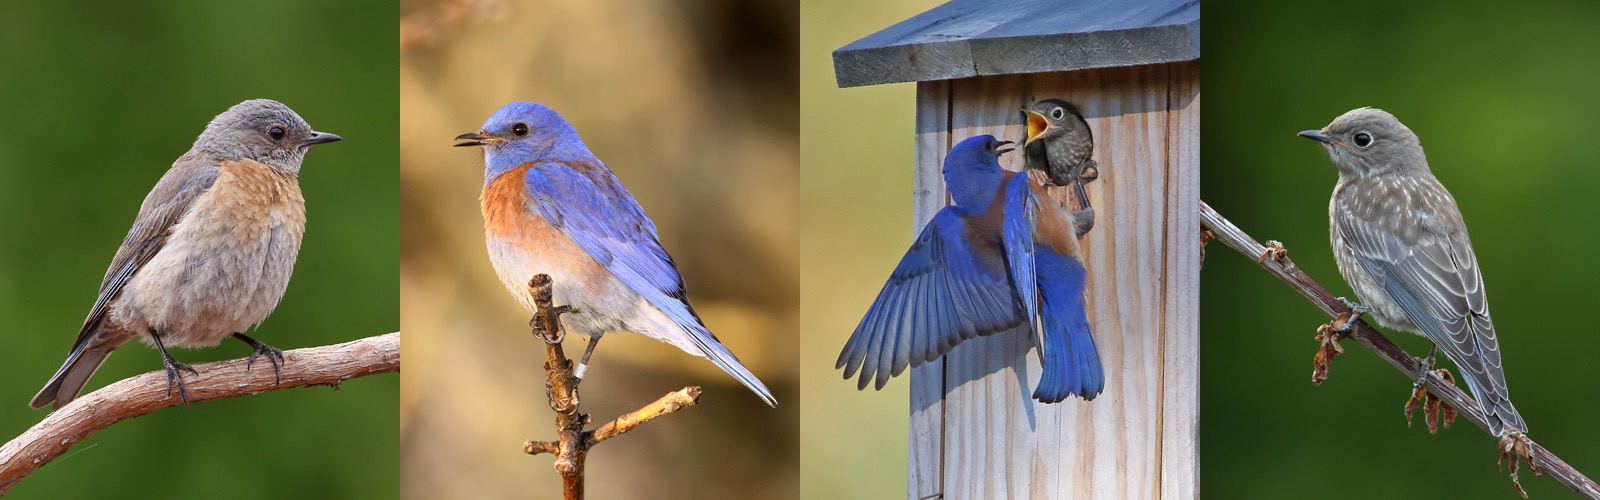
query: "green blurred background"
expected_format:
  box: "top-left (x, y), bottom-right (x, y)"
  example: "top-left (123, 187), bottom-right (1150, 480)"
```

top-left (397, 0), bottom-right (798, 498)
top-left (1206, 1), bottom-right (1600, 497)
top-left (0, 1), bottom-right (399, 498)
top-left (799, 0), bottom-right (934, 498)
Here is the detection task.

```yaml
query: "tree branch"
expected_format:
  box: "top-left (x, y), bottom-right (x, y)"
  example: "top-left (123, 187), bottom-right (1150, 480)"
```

top-left (519, 274), bottom-right (700, 500)
top-left (1199, 201), bottom-right (1599, 499)
top-left (0, 332), bottom-right (400, 495)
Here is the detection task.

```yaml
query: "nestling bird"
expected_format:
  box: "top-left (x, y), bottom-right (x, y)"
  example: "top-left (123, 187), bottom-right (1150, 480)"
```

top-left (457, 101), bottom-right (776, 407)
top-left (31, 99), bottom-right (341, 410)
top-left (1022, 99), bottom-right (1098, 234)
top-left (1300, 107), bottom-right (1526, 435)
top-left (837, 134), bottom-right (1103, 402)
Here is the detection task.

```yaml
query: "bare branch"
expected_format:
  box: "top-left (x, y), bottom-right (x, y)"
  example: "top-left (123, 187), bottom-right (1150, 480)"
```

top-left (1200, 201), bottom-right (1600, 499)
top-left (0, 332), bottom-right (401, 495)
top-left (520, 275), bottom-right (700, 500)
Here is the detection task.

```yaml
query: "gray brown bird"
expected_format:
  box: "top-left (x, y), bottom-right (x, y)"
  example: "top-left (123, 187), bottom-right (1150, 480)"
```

top-left (1022, 99), bottom-right (1097, 236)
top-left (1299, 107), bottom-right (1525, 435)
top-left (30, 99), bottom-right (341, 410)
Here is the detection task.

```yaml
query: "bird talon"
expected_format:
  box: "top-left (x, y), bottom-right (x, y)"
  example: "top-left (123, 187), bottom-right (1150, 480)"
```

top-left (234, 332), bottom-right (285, 385)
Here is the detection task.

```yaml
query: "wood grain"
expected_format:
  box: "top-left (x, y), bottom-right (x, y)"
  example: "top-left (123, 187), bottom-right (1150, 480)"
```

top-left (907, 60), bottom-right (1200, 499)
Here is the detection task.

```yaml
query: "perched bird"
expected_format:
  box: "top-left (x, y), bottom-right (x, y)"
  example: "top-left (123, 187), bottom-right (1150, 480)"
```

top-left (837, 134), bottom-right (1103, 402)
top-left (456, 101), bottom-right (776, 407)
top-left (1300, 107), bottom-right (1525, 435)
top-left (31, 99), bottom-right (341, 410)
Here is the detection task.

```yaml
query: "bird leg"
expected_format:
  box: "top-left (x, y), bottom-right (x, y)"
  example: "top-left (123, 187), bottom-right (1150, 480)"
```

top-left (573, 335), bottom-right (602, 381)
top-left (150, 331), bottom-right (199, 406)
top-left (1332, 297), bottom-right (1372, 332)
top-left (233, 332), bottom-right (285, 384)
top-left (1404, 350), bottom-right (1457, 434)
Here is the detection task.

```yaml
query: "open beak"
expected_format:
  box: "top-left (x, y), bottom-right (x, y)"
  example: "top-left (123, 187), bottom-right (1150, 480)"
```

top-left (1297, 129), bottom-right (1334, 144)
top-left (995, 140), bottom-right (1016, 155)
top-left (301, 131), bottom-right (342, 146)
top-left (1021, 109), bottom-right (1050, 145)
top-left (454, 131), bottom-right (498, 147)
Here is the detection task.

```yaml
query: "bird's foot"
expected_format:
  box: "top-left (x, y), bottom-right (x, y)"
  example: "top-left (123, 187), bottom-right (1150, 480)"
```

top-left (1497, 430), bottom-right (1538, 498)
top-left (233, 332), bottom-right (285, 384)
top-left (1332, 297), bottom-right (1373, 331)
top-left (1311, 322), bottom-right (1348, 385)
top-left (161, 354), bottom-right (200, 406)
top-left (545, 379), bottom-right (578, 413)
top-left (1258, 240), bottom-right (1289, 264)
top-left (1404, 368), bottom-right (1456, 434)
top-left (1079, 162), bottom-right (1099, 184)
top-left (529, 305), bottom-right (573, 344)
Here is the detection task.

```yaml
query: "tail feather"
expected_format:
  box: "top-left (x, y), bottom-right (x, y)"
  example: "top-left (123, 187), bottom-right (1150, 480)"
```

top-left (685, 326), bottom-right (777, 407)
top-left (1031, 249), bottom-right (1103, 403)
top-left (30, 344), bottom-right (113, 410)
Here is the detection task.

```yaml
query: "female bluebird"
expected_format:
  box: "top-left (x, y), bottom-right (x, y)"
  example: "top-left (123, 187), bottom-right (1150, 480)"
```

top-left (30, 99), bottom-right (341, 410)
top-left (837, 135), bottom-right (1103, 403)
top-left (1300, 107), bottom-right (1525, 435)
top-left (455, 101), bottom-right (776, 407)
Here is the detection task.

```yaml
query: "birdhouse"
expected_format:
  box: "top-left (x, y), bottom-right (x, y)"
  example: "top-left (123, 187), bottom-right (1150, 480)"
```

top-left (833, 1), bottom-right (1199, 498)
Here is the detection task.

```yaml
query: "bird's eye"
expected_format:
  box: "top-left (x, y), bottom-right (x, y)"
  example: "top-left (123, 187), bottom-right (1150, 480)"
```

top-left (1051, 108), bottom-right (1065, 120)
top-left (269, 126), bottom-right (286, 141)
top-left (512, 123), bottom-right (529, 136)
top-left (1353, 132), bottom-right (1373, 148)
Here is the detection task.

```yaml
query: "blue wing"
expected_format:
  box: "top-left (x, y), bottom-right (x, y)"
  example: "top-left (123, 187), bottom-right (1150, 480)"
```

top-left (1002, 173), bottom-right (1039, 345)
top-left (523, 163), bottom-right (776, 406)
top-left (1031, 247), bottom-right (1103, 402)
top-left (837, 207), bottom-right (1028, 390)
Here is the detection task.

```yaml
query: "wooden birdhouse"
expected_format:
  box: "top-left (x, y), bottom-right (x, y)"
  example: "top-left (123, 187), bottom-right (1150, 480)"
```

top-left (833, 1), bottom-right (1199, 498)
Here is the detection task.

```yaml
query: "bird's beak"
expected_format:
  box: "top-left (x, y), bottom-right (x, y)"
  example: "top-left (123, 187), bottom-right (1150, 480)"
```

top-left (1297, 129), bottom-right (1334, 144)
top-left (301, 131), bottom-right (342, 146)
top-left (1021, 109), bottom-right (1050, 145)
top-left (454, 131), bottom-right (499, 147)
top-left (995, 140), bottom-right (1016, 155)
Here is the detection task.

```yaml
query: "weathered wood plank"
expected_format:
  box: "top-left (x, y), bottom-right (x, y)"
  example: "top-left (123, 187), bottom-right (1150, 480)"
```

top-left (909, 79), bottom-right (952, 500)
top-left (834, 0), bottom-right (1200, 88)
top-left (907, 63), bottom-right (1199, 499)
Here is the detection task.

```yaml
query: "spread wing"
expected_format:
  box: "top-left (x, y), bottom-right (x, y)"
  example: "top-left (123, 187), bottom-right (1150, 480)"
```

top-left (1334, 184), bottom-right (1523, 432)
top-left (837, 207), bottom-right (1027, 390)
top-left (71, 156), bottom-right (219, 349)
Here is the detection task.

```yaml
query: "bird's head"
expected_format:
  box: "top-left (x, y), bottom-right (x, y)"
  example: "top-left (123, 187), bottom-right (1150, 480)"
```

top-left (942, 135), bottom-right (1012, 209)
top-left (455, 101), bottom-right (583, 171)
top-left (195, 99), bottom-right (341, 172)
top-left (1020, 99), bottom-right (1090, 147)
top-left (1299, 107), bottom-right (1426, 178)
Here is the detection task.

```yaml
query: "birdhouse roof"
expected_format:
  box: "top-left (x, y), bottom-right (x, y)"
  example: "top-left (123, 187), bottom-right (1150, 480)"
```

top-left (833, 0), bottom-right (1200, 88)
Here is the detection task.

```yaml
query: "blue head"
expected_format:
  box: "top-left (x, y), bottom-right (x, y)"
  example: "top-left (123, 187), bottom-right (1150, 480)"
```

top-left (454, 101), bottom-right (595, 181)
top-left (943, 135), bottom-right (1015, 212)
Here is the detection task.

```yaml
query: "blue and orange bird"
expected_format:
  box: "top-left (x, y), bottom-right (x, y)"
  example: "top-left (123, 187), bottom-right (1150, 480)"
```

top-left (836, 134), bottom-right (1103, 403)
top-left (455, 101), bottom-right (776, 407)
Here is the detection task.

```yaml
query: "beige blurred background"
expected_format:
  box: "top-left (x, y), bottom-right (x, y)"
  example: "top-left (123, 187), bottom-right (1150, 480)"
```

top-left (398, 0), bottom-right (798, 498)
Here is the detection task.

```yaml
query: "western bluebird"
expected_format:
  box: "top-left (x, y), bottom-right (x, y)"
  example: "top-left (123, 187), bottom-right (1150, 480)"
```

top-left (455, 101), bottom-right (777, 407)
top-left (30, 99), bottom-right (341, 410)
top-left (1300, 107), bottom-right (1526, 435)
top-left (836, 134), bottom-right (1103, 402)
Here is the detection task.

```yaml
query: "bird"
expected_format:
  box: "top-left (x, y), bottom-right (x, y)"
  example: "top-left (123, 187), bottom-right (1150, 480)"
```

top-left (30, 99), bottom-right (341, 410)
top-left (836, 134), bottom-right (1103, 402)
top-left (455, 101), bottom-right (776, 407)
top-left (1299, 107), bottom-right (1526, 435)
top-left (1021, 98), bottom-right (1098, 237)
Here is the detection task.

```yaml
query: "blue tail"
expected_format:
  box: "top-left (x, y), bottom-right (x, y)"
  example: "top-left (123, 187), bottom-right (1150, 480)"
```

top-left (1031, 249), bottom-right (1103, 403)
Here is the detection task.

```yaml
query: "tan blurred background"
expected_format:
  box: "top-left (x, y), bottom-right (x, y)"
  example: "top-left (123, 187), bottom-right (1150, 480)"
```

top-left (398, 0), bottom-right (798, 498)
top-left (798, 0), bottom-right (946, 498)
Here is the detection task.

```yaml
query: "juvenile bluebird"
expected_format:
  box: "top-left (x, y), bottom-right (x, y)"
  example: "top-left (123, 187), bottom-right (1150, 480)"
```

top-left (30, 99), bottom-right (341, 410)
top-left (1021, 99), bottom-right (1098, 236)
top-left (455, 101), bottom-right (776, 407)
top-left (836, 135), bottom-right (1103, 402)
top-left (1300, 107), bottom-right (1526, 435)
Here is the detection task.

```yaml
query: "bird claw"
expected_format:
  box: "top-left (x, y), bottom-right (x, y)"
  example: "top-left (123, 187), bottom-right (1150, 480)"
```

top-left (545, 379), bottom-right (578, 414)
top-left (1079, 162), bottom-right (1099, 184)
top-left (1258, 240), bottom-right (1288, 264)
top-left (162, 357), bottom-right (199, 406)
top-left (234, 333), bottom-right (285, 385)
top-left (1404, 369), bottom-right (1456, 434)
top-left (1498, 430), bottom-right (1539, 498)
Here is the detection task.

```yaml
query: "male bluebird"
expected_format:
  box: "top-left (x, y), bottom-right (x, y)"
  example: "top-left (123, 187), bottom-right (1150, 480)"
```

top-left (30, 99), bottom-right (341, 410)
top-left (836, 134), bottom-right (1103, 403)
top-left (1300, 107), bottom-right (1526, 435)
top-left (455, 101), bottom-right (777, 407)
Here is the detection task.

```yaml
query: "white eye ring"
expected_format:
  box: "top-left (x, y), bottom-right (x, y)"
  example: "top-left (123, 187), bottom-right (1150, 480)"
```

top-left (1353, 132), bottom-right (1373, 148)
top-left (1051, 107), bottom-right (1065, 120)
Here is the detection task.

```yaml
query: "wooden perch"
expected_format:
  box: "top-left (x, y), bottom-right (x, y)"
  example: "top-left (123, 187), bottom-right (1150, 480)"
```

top-left (519, 274), bottom-right (700, 500)
top-left (1199, 201), bottom-right (1599, 499)
top-left (0, 332), bottom-right (401, 495)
